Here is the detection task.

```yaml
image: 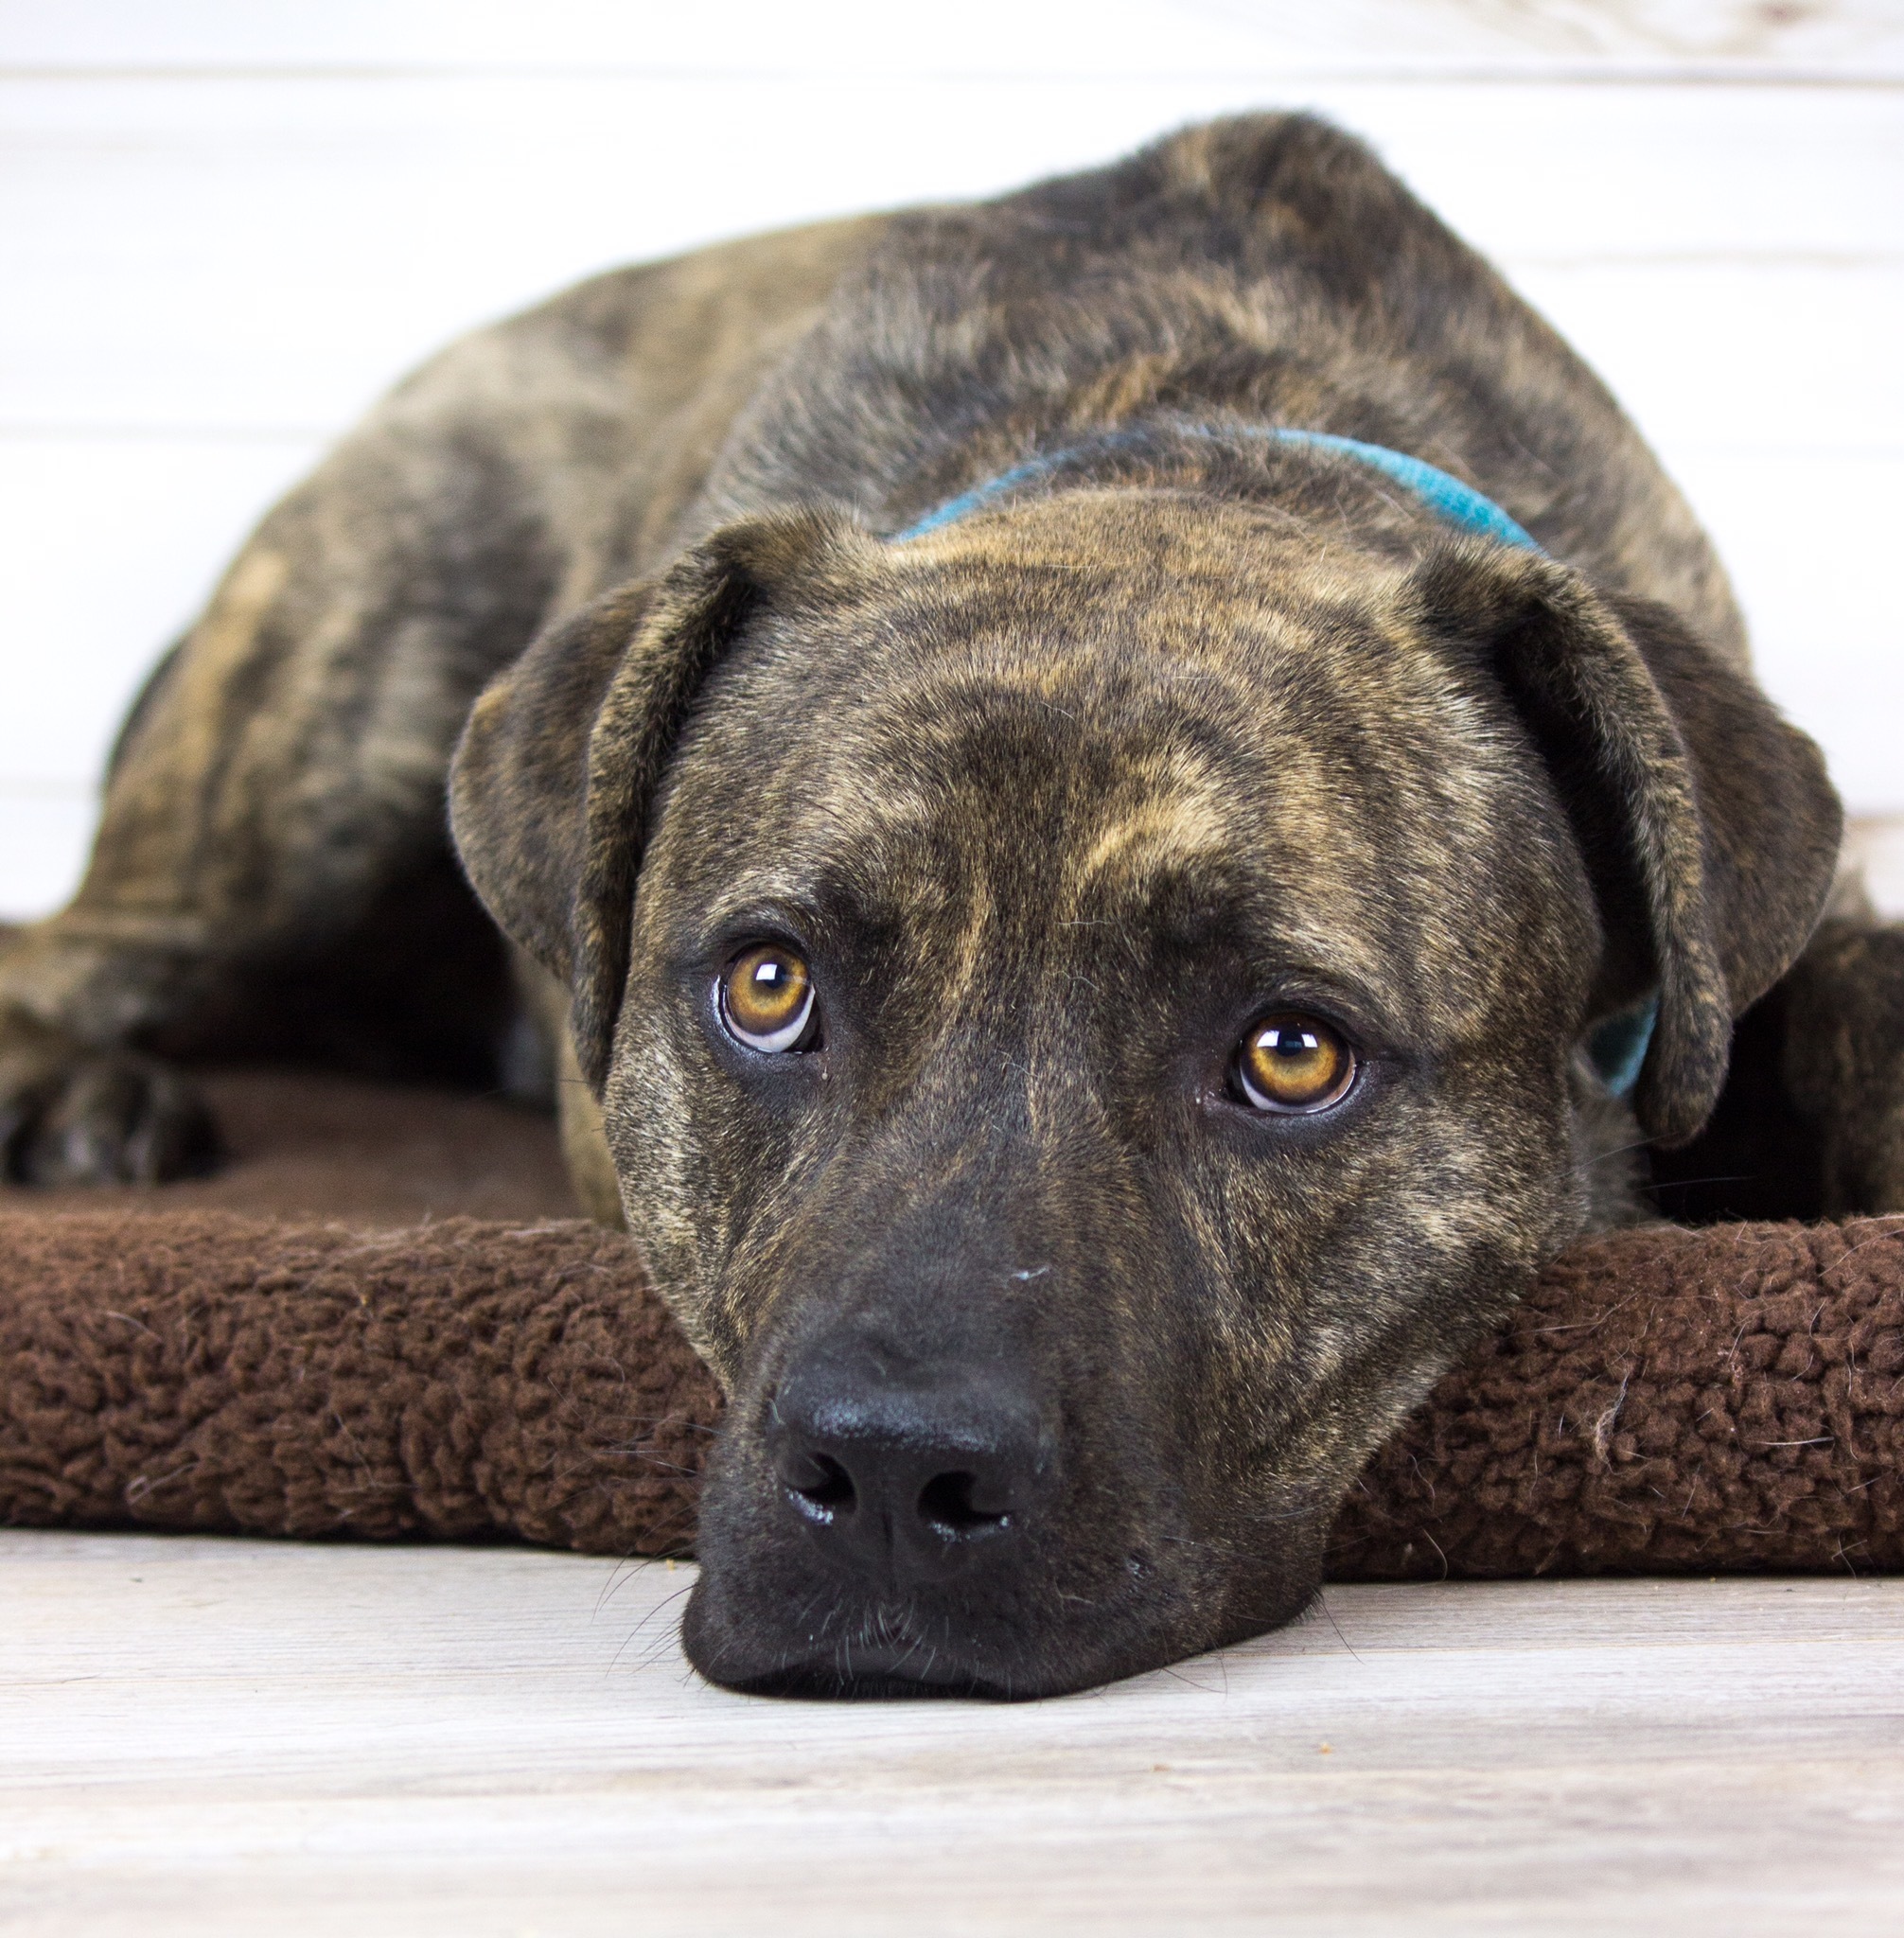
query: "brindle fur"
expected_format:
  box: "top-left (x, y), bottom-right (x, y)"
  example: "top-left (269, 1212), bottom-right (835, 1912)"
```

top-left (2, 115), bottom-right (1894, 1696)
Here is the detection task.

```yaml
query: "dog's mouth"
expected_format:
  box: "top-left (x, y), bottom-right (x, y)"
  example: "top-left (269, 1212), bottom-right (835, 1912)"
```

top-left (679, 1460), bottom-right (1331, 1701)
top-left (680, 1572), bottom-right (1158, 1702)
top-left (680, 1557), bottom-right (1323, 1700)
top-left (707, 1621), bottom-right (1024, 1702)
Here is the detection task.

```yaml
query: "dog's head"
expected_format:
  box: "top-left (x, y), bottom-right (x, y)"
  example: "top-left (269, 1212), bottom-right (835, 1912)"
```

top-left (450, 492), bottom-right (1838, 1696)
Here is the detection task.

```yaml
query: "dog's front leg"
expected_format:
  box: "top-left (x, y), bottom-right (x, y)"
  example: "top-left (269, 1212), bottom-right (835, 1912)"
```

top-left (0, 419), bottom-right (558, 1186)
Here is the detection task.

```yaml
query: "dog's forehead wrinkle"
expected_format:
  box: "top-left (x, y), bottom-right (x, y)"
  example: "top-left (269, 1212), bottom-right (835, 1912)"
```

top-left (695, 545), bottom-right (1500, 903)
top-left (899, 492), bottom-right (1408, 596)
top-left (686, 671), bottom-right (1531, 1048)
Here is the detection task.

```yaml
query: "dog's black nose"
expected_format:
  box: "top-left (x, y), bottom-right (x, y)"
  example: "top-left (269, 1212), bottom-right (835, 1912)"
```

top-left (767, 1346), bottom-right (1049, 1587)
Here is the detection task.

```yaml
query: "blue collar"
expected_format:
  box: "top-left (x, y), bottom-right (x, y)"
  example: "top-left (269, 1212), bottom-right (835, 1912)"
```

top-left (890, 424), bottom-right (1543, 553)
top-left (1587, 998), bottom-right (1659, 1099)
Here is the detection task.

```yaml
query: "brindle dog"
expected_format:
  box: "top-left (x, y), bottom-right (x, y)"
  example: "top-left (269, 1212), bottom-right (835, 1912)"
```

top-left (3, 115), bottom-right (1899, 1697)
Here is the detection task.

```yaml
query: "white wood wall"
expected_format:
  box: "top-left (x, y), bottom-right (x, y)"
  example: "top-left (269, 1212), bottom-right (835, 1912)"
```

top-left (3, 0), bottom-right (1900, 919)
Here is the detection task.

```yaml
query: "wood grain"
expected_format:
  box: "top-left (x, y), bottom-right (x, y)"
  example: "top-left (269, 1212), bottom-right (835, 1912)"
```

top-left (3, 1), bottom-right (1899, 79)
top-left (3, 1530), bottom-right (1900, 1934)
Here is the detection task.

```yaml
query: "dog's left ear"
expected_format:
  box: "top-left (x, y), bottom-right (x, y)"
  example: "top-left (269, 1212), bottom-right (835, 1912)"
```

top-left (1405, 544), bottom-right (1842, 1146)
top-left (450, 506), bottom-right (875, 1091)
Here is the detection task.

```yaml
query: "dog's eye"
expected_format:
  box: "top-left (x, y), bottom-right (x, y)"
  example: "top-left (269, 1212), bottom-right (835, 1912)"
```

top-left (718, 943), bottom-right (820, 1053)
top-left (1233, 1012), bottom-right (1355, 1113)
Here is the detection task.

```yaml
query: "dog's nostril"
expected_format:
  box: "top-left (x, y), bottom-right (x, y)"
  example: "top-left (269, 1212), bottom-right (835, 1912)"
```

top-left (918, 1469), bottom-right (1009, 1537)
top-left (786, 1453), bottom-right (856, 1521)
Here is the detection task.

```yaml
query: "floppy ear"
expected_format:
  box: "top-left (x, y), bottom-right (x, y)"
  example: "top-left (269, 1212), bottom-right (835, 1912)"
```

top-left (1405, 545), bottom-right (1841, 1147)
top-left (450, 506), bottom-right (872, 1092)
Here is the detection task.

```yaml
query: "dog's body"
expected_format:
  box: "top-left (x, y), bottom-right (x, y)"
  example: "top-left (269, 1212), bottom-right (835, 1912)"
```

top-left (4, 115), bottom-right (1900, 1695)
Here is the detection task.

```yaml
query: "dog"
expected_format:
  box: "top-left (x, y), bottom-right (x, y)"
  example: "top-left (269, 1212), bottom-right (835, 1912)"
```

top-left (3, 114), bottom-right (1899, 1697)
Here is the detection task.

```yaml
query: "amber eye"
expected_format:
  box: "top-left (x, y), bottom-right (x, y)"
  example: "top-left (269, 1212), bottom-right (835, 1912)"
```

top-left (1234, 1012), bottom-right (1355, 1114)
top-left (718, 943), bottom-right (819, 1053)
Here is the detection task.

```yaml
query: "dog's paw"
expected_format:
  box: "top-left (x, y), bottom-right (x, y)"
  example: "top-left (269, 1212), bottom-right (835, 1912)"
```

top-left (0, 1019), bottom-right (220, 1186)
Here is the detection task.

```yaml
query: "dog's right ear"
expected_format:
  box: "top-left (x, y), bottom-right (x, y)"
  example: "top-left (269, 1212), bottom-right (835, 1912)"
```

top-left (1404, 542), bottom-right (1840, 1148)
top-left (450, 506), bottom-right (873, 1091)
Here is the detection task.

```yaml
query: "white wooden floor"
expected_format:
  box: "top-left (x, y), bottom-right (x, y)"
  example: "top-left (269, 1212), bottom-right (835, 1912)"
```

top-left (3, 1531), bottom-right (1900, 1935)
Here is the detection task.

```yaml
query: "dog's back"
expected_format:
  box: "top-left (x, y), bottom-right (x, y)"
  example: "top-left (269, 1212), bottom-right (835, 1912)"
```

top-left (680, 115), bottom-right (1745, 662)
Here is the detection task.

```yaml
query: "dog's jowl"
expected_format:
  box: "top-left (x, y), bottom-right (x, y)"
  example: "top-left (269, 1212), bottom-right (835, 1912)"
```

top-left (4, 115), bottom-right (1898, 1697)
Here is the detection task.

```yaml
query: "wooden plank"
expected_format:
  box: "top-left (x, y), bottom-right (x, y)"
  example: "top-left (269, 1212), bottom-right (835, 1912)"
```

top-left (2, 1529), bottom-right (1900, 1934)
top-left (3, 79), bottom-right (1897, 439)
top-left (1666, 447), bottom-right (1904, 816)
top-left (0, 786), bottom-right (96, 924)
top-left (0, 434), bottom-right (325, 784)
top-left (3, 0), bottom-right (1899, 79)
top-left (1511, 264), bottom-right (1904, 454)
top-left (1850, 815), bottom-right (1904, 915)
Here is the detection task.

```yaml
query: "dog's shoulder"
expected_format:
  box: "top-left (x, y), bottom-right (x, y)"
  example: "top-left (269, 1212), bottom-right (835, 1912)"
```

top-left (1031, 111), bottom-right (1466, 287)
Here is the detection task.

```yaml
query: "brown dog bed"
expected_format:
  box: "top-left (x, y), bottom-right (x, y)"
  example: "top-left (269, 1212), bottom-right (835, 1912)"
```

top-left (3, 1068), bottom-right (1900, 1577)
